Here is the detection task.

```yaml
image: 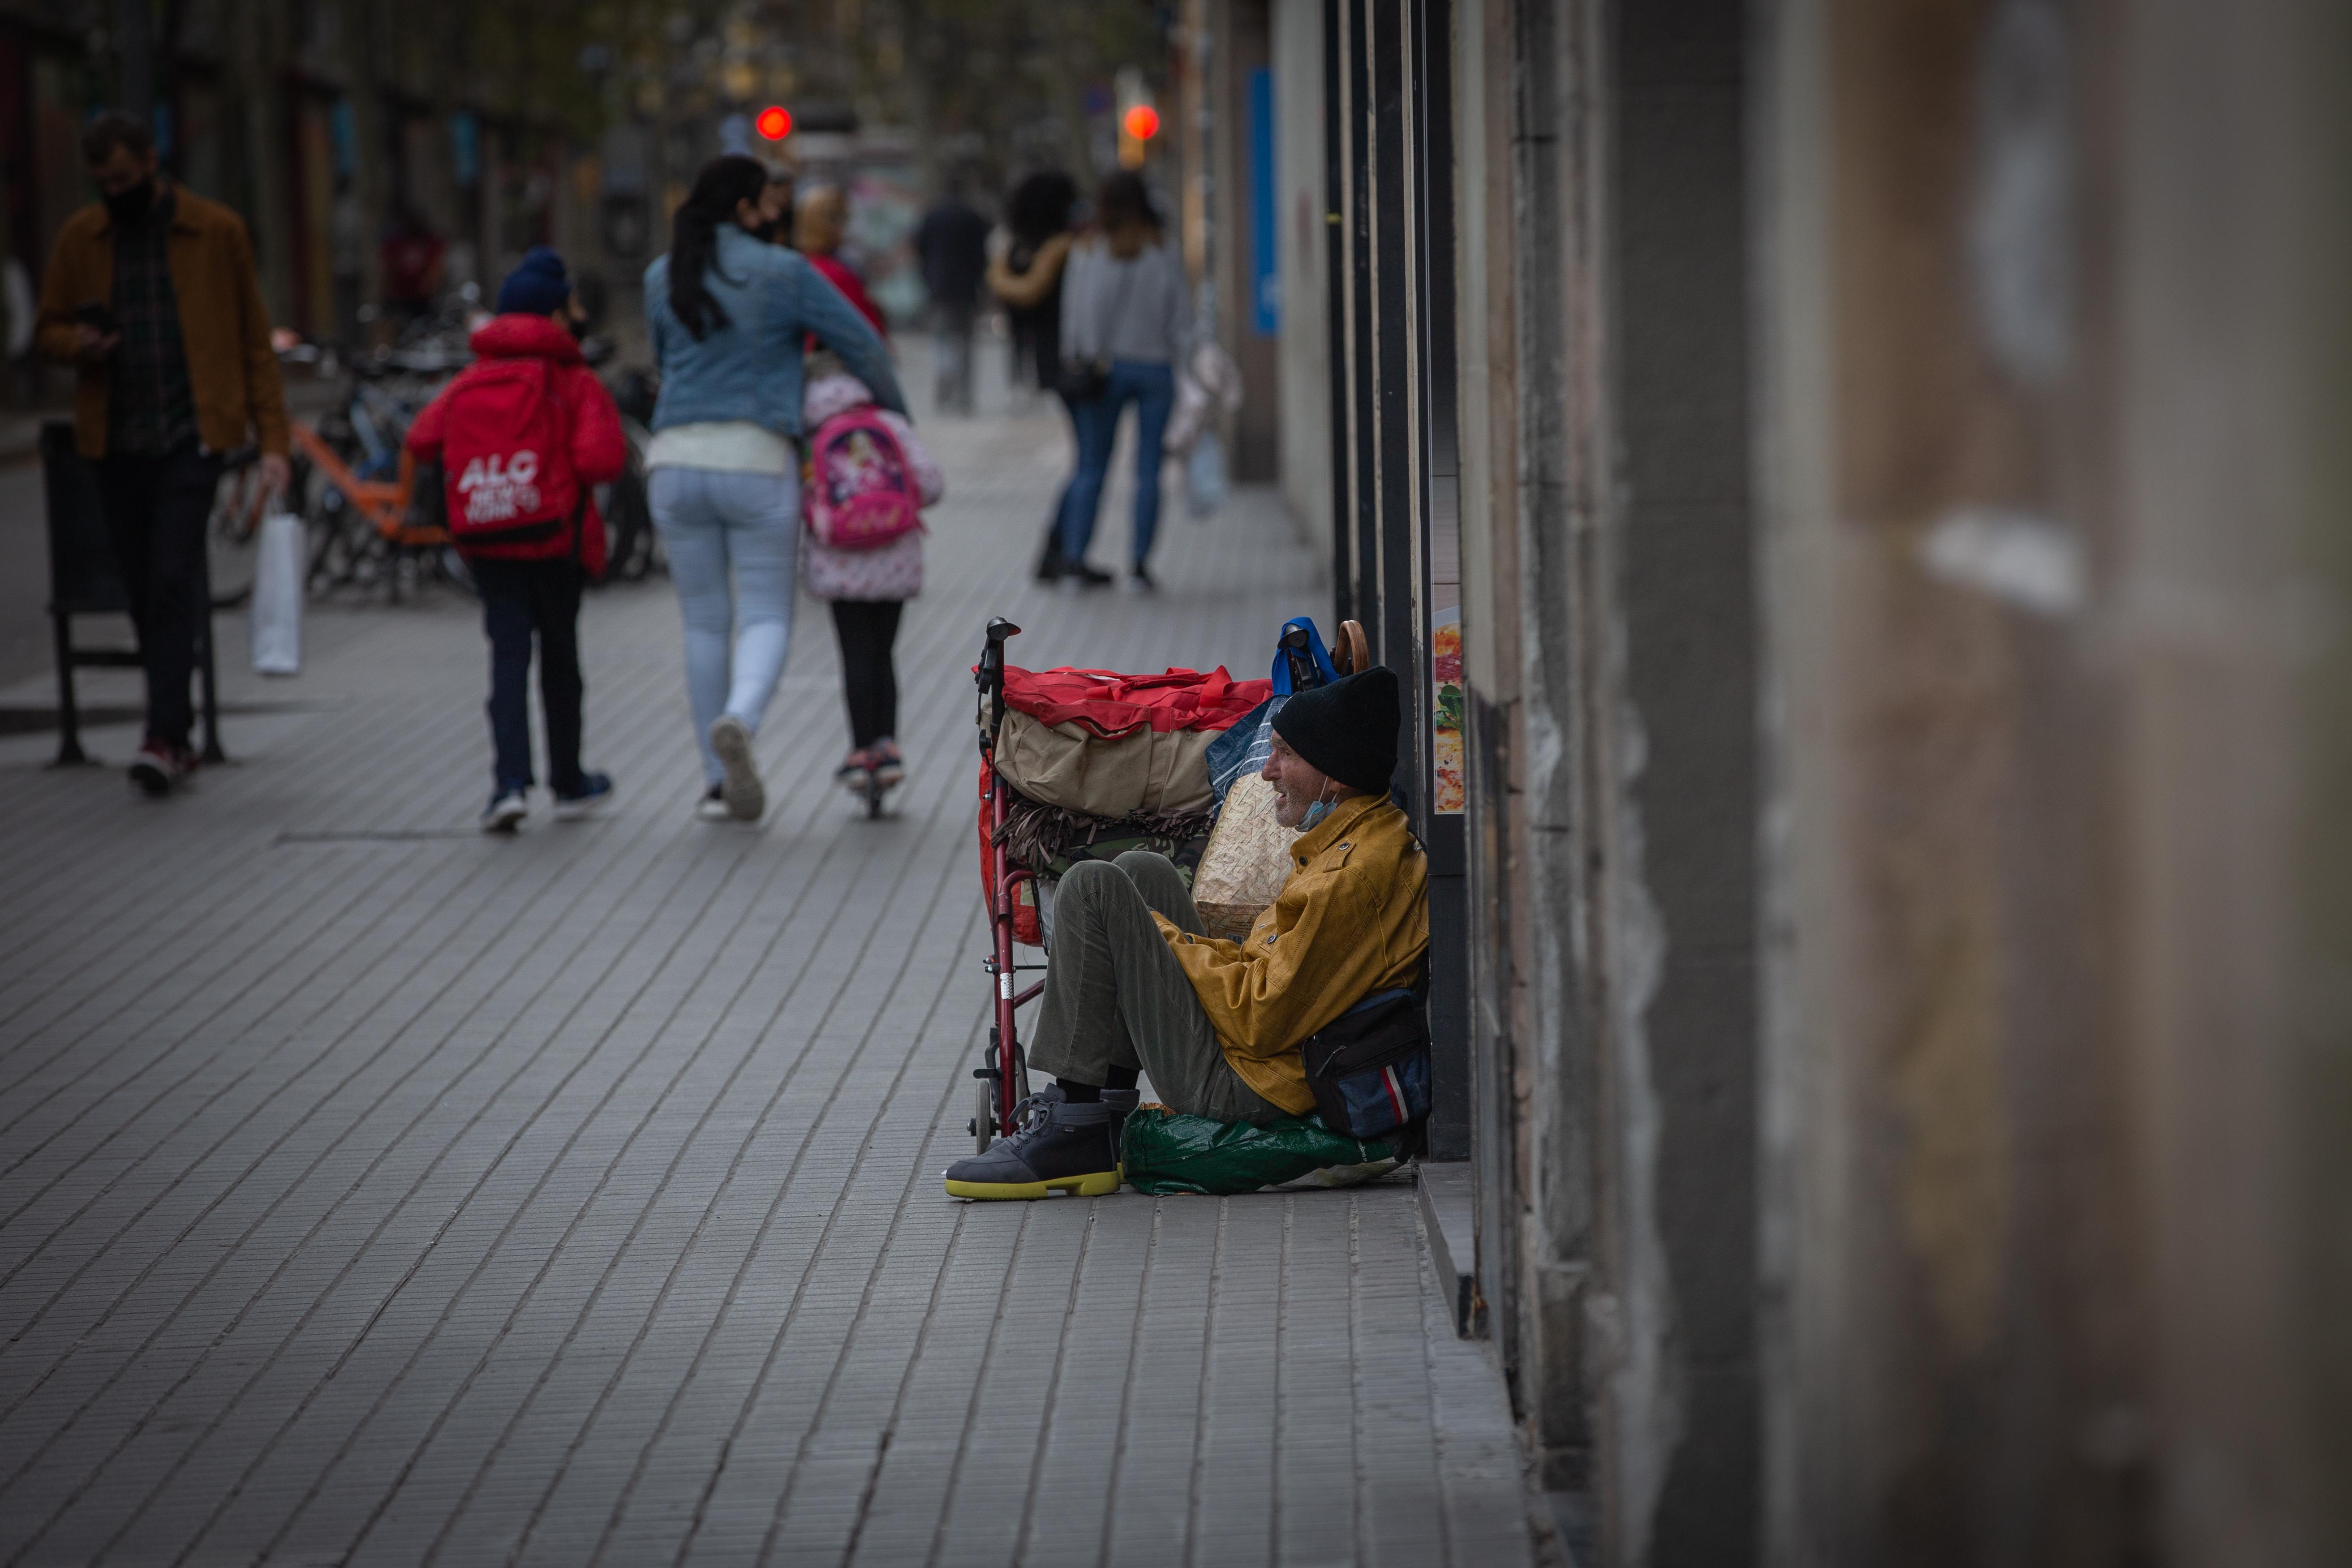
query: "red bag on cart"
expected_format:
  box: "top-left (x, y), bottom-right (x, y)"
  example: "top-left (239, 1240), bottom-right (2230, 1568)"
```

top-left (998, 664), bottom-right (1271, 736)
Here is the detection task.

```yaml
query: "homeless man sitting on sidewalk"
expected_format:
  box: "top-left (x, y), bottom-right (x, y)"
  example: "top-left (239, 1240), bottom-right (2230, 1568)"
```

top-left (945, 667), bottom-right (1427, 1200)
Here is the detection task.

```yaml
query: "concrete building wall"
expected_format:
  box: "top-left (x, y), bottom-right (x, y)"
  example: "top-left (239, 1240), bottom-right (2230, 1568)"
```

top-left (1276, 1), bottom-right (2352, 1562)
top-left (1751, 0), bottom-right (2352, 1562)
top-left (1605, 2), bottom-right (1760, 1559)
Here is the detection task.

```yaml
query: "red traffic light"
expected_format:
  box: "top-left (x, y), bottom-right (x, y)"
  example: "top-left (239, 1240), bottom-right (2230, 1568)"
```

top-left (756, 106), bottom-right (792, 141)
top-left (1122, 104), bottom-right (1160, 142)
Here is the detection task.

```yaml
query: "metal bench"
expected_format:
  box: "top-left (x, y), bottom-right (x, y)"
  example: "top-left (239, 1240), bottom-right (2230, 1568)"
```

top-left (41, 419), bottom-right (224, 767)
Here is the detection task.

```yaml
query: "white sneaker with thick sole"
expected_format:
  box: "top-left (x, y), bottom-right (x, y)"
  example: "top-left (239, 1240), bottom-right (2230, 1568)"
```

top-left (708, 716), bottom-right (765, 822)
top-left (695, 785), bottom-right (732, 822)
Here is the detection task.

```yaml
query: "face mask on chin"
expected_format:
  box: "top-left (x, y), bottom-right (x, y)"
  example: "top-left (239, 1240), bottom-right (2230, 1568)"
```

top-left (103, 179), bottom-right (156, 227)
top-left (1298, 781), bottom-right (1339, 833)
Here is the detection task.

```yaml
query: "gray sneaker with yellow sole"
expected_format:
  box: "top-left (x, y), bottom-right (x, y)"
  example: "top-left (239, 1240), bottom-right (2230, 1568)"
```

top-left (944, 1088), bottom-right (1122, 1199)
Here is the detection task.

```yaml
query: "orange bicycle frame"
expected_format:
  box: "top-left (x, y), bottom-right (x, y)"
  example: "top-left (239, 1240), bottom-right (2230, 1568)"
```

top-left (290, 422), bottom-right (445, 548)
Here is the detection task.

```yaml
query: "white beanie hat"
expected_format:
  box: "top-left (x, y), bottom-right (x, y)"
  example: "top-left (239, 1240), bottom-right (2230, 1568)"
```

top-left (803, 369), bottom-right (873, 428)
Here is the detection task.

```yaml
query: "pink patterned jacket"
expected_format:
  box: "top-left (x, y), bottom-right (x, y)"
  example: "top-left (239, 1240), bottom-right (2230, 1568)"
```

top-left (799, 371), bottom-right (944, 602)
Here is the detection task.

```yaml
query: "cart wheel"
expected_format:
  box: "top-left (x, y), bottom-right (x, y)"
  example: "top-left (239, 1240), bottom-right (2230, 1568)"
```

top-left (973, 1079), bottom-right (998, 1153)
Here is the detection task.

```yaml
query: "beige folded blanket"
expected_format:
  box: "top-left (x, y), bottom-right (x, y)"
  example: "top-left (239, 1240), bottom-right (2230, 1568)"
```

top-left (992, 709), bottom-right (1218, 819)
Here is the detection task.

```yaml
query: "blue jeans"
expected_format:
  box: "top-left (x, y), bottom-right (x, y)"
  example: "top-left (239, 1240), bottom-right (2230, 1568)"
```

top-left (1059, 360), bottom-right (1175, 570)
top-left (649, 465), bottom-right (801, 787)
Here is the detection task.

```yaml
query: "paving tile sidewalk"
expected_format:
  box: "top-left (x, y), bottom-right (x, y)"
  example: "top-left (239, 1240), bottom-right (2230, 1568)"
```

top-left (0, 349), bottom-right (1541, 1568)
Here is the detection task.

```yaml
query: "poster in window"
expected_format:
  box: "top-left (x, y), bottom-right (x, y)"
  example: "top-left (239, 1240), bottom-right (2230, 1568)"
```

top-left (1432, 606), bottom-right (1463, 814)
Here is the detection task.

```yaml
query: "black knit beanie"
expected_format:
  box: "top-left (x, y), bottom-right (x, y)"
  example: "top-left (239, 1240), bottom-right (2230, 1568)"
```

top-left (1271, 666), bottom-right (1400, 795)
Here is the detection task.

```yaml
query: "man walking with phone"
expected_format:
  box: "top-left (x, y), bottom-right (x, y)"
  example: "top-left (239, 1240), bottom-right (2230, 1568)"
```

top-left (37, 110), bottom-right (289, 795)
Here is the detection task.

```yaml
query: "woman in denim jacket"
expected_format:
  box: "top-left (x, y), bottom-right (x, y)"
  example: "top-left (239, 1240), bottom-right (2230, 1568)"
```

top-left (643, 156), bottom-right (907, 823)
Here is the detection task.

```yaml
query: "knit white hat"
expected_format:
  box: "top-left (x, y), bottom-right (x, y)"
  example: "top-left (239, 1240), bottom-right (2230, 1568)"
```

top-left (803, 369), bottom-right (873, 428)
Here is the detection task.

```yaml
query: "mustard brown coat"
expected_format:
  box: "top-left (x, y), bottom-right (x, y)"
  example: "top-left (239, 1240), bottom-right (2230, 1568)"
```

top-left (35, 185), bottom-right (289, 460)
top-left (1154, 792), bottom-right (1429, 1114)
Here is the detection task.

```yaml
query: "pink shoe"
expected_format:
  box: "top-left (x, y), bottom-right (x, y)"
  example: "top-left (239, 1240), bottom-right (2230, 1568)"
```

top-left (835, 747), bottom-right (874, 795)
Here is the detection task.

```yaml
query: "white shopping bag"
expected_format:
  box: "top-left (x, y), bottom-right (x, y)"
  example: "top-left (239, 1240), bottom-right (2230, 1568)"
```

top-left (248, 509), bottom-right (304, 675)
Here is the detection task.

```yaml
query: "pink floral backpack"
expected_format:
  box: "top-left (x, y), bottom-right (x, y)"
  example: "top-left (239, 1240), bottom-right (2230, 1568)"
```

top-left (804, 408), bottom-right (923, 550)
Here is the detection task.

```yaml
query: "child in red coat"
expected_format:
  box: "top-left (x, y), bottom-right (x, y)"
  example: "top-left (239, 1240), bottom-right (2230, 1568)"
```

top-left (406, 248), bottom-right (627, 832)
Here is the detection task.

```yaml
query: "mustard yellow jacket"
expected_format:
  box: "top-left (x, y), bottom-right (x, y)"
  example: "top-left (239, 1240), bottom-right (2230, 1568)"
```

top-left (1155, 793), bottom-right (1429, 1114)
top-left (35, 185), bottom-right (289, 460)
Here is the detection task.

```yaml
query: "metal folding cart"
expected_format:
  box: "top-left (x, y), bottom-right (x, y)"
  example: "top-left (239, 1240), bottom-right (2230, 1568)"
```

top-left (970, 615), bottom-right (1043, 1151)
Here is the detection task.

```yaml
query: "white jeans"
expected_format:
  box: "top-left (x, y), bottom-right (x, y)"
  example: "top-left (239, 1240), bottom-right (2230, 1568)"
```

top-left (649, 465), bottom-right (801, 787)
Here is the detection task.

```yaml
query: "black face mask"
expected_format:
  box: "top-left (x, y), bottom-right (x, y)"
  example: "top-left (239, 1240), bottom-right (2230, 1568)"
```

top-left (103, 179), bottom-right (157, 227)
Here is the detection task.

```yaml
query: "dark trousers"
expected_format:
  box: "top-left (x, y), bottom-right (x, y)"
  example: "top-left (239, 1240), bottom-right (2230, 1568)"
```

top-left (828, 599), bottom-right (903, 748)
top-left (933, 301), bottom-right (977, 412)
top-left (94, 443), bottom-right (222, 749)
top-left (470, 557), bottom-right (585, 794)
top-left (1027, 854), bottom-right (1288, 1124)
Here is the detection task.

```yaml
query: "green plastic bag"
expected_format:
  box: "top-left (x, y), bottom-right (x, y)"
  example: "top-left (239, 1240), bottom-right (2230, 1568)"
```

top-left (1121, 1107), bottom-right (1399, 1196)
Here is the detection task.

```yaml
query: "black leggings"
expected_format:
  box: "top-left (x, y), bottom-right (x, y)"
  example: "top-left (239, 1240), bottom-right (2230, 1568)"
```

top-left (829, 600), bottom-right (903, 749)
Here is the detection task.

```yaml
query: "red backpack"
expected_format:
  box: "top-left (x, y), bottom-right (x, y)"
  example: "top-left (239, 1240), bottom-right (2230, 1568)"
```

top-left (437, 359), bottom-right (581, 546)
top-left (804, 408), bottom-right (922, 550)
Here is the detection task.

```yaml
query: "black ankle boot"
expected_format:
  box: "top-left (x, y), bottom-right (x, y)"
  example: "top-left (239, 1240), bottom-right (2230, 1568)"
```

top-left (945, 1088), bottom-right (1122, 1199)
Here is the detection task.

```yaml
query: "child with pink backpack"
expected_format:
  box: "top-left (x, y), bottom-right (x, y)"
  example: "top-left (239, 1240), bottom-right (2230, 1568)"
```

top-left (801, 366), bottom-right (944, 799)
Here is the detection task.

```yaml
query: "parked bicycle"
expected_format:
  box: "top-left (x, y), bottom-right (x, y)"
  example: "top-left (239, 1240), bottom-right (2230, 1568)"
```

top-left (278, 328), bottom-right (472, 602)
top-left (597, 357), bottom-right (660, 583)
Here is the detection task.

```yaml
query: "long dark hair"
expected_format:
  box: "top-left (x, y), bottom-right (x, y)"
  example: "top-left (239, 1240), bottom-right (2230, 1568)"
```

top-left (669, 155), bottom-right (771, 341)
top-left (1095, 170), bottom-right (1157, 235)
top-left (1006, 169), bottom-right (1078, 249)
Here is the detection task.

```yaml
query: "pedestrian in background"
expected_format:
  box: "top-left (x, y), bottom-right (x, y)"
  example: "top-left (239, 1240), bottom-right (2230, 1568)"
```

top-left (794, 182), bottom-right (888, 339)
top-left (35, 110), bottom-right (289, 797)
top-left (986, 170), bottom-right (1088, 582)
top-left (378, 206), bottom-right (446, 332)
top-left (405, 248), bottom-right (623, 833)
top-left (643, 155), bottom-right (906, 824)
top-left (914, 172), bottom-right (991, 415)
top-left (800, 367), bottom-right (944, 799)
top-left (1057, 171), bottom-right (1190, 595)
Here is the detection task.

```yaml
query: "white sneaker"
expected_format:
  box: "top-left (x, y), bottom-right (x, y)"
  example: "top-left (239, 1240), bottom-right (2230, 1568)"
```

top-left (708, 715), bottom-right (766, 821)
top-left (480, 790), bottom-right (528, 834)
top-left (695, 785), bottom-right (732, 822)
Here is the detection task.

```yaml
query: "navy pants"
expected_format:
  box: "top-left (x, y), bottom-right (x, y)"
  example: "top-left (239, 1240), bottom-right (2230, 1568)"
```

top-left (471, 557), bottom-right (585, 795)
top-left (1059, 360), bottom-right (1176, 570)
top-left (94, 442), bottom-right (222, 749)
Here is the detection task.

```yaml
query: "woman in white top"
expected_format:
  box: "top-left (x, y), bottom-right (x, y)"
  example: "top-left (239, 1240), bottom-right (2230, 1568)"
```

top-left (641, 156), bottom-right (905, 822)
top-left (1056, 172), bottom-right (1191, 593)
